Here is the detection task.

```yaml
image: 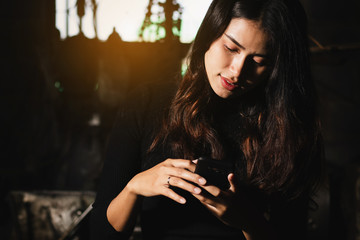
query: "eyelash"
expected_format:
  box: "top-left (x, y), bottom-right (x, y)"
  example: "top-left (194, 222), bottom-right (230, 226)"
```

top-left (224, 45), bottom-right (238, 53)
top-left (253, 59), bottom-right (266, 66)
top-left (224, 44), bottom-right (267, 66)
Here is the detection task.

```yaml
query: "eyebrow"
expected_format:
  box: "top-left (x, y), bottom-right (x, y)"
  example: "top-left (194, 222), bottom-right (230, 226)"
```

top-left (224, 33), bottom-right (267, 58)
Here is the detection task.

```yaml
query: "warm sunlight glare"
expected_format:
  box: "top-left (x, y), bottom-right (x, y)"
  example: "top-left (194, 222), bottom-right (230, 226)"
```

top-left (56, 0), bottom-right (212, 42)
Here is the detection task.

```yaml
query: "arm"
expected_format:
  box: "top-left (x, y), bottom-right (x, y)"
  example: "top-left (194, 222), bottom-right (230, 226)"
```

top-left (90, 104), bottom-right (144, 239)
top-left (106, 183), bottom-right (143, 232)
top-left (90, 89), bottom-right (148, 239)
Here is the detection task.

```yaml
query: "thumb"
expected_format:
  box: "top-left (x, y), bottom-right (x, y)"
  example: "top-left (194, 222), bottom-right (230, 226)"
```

top-left (228, 173), bottom-right (238, 192)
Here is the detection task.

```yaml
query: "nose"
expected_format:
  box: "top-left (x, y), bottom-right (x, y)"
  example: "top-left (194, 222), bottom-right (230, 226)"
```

top-left (229, 55), bottom-right (246, 79)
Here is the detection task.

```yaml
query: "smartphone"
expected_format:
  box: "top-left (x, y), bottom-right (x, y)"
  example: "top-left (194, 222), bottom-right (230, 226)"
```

top-left (195, 157), bottom-right (233, 190)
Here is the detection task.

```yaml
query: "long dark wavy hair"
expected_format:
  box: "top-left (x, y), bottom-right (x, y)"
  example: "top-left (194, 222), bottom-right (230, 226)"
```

top-left (150, 0), bottom-right (323, 199)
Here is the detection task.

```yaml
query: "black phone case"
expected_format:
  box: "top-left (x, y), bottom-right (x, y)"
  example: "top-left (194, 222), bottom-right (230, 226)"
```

top-left (195, 157), bottom-right (233, 190)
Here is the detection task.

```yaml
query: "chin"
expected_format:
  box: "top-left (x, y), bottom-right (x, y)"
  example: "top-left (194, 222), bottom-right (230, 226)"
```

top-left (214, 90), bottom-right (233, 99)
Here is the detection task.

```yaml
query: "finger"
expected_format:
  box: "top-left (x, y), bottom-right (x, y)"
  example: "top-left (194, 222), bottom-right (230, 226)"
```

top-left (192, 190), bottom-right (220, 209)
top-left (228, 173), bottom-right (243, 194)
top-left (200, 184), bottom-right (222, 198)
top-left (228, 173), bottom-right (237, 192)
top-left (161, 187), bottom-right (186, 204)
top-left (168, 176), bottom-right (202, 195)
top-left (165, 159), bottom-right (197, 173)
top-left (165, 166), bottom-right (206, 186)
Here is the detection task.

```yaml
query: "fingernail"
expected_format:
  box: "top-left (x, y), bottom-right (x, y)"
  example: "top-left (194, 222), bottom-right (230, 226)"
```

top-left (198, 178), bottom-right (206, 185)
top-left (194, 187), bottom-right (201, 194)
top-left (180, 198), bottom-right (186, 204)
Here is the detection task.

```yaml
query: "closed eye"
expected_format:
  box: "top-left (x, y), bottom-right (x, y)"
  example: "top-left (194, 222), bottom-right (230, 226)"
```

top-left (252, 56), bottom-right (267, 66)
top-left (224, 44), bottom-right (238, 53)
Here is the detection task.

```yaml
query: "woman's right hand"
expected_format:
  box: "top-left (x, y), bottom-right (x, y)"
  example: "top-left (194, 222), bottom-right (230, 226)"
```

top-left (126, 158), bottom-right (207, 204)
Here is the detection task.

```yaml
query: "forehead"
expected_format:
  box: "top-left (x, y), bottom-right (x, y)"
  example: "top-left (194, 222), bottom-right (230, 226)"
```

top-left (223, 18), bottom-right (269, 54)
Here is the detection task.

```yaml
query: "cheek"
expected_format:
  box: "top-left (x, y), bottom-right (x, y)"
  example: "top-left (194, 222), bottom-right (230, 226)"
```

top-left (255, 70), bottom-right (270, 87)
top-left (252, 66), bottom-right (268, 78)
top-left (205, 46), bottom-right (229, 74)
top-left (244, 67), bottom-right (269, 86)
top-left (205, 51), bottom-right (217, 77)
top-left (257, 67), bottom-right (271, 82)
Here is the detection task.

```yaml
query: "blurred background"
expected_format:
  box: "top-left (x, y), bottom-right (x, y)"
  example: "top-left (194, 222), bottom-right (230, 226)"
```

top-left (0, 0), bottom-right (359, 239)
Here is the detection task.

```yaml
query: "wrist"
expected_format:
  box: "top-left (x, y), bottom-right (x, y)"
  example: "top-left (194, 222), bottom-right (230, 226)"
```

top-left (125, 176), bottom-right (141, 196)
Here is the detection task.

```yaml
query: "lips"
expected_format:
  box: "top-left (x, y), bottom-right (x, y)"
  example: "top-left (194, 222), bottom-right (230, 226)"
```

top-left (220, 75), bottom-right (238, 91)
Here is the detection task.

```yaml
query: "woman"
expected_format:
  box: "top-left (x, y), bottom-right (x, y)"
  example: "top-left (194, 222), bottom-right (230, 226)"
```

top-left (90, 0), bottom-right (323, 239)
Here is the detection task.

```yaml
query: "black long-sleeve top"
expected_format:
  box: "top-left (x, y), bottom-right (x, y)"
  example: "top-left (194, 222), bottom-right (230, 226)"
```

top-left (90, 82), bottom-right (308, 240)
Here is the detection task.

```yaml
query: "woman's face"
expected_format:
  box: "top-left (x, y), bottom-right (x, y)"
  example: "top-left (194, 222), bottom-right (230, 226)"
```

top-left (204, 18), bottom-right (271, 99)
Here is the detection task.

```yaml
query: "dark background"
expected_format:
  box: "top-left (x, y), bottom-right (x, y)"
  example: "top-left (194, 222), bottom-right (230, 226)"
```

top-left (1, 0), bottom-right (359, 239)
